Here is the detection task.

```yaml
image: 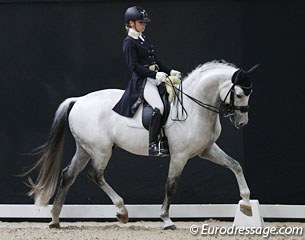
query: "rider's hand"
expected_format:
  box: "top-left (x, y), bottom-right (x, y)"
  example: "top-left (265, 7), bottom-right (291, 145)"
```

top-left (170, 69), bottom-right (182, 79)
top-left (156, 72), bottom-right (168, 82)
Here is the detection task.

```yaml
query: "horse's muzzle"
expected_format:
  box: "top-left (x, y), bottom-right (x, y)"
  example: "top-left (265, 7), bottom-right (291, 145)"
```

top-left (230, 114), bottom-right (249, 129)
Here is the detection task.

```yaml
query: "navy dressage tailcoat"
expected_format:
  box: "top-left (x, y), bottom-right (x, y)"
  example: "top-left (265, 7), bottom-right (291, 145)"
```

top-left (112, 34), bottom-right (171, 117)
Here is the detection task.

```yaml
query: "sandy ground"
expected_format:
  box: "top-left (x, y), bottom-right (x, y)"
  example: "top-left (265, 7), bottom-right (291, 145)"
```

top-left (0, 220), bottom-right (304, 240)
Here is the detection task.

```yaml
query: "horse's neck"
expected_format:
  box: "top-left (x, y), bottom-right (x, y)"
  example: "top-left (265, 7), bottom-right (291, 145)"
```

top-left (183, 67), bottom-right (234, 107)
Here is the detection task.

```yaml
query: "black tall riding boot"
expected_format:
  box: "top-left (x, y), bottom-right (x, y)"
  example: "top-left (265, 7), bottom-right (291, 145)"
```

top-left (149, 108), bottom-right (168, 156)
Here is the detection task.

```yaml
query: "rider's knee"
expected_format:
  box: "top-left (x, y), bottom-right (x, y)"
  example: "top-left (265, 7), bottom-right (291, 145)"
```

top-left (158, 104), bottom-right (164, 115)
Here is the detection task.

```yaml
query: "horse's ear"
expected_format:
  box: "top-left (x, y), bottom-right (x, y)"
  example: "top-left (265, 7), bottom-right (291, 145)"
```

top-left (231, 69), bottom-right (244, 85)
top-left (232, 69), bottom-right (252, 95)
top-left (246, 63), bottom-right (260, 75)
top-left (232, 63), bottom-right (260, 85)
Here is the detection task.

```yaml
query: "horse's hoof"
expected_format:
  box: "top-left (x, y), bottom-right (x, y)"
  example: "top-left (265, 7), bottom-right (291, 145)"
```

top-left (240, 204), bottom-right (253, 216)
top-left (116, 212), bottom-right (129, 224)
top-left (164, 225), bottom-right (177, 230)
top-left (49, 222), bottom-right (61, 229)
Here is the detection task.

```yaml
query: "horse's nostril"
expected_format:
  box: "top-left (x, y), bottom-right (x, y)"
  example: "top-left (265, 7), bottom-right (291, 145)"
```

top-left (238, 122), bottom-right (245, 128)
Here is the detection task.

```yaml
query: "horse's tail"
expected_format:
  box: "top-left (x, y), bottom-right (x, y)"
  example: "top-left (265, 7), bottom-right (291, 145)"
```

top-left (26, 97), bottom-right (78, 206)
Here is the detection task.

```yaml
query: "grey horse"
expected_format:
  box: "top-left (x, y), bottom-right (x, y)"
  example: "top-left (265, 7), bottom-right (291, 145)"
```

top-left (26, 61), bottom-right (257, 230)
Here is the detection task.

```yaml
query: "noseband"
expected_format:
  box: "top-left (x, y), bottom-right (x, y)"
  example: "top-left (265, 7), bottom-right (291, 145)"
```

top-left (221, 83), bottom-right (251, 118)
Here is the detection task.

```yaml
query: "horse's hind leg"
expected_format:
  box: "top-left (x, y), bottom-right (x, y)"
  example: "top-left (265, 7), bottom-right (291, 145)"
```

top-left (199, 143), bottom-right (252, 216)
top-left (49, 143), bottom-right (90, 228)
top-left (87, 149), bottom-right (128, 223)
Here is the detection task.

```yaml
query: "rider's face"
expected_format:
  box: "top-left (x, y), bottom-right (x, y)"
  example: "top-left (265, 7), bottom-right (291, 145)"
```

top-left (130, 20), bottom-right (146, 32)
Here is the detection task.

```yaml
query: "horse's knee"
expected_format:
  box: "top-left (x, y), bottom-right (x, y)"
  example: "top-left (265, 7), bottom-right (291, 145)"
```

top-left (233, 162), bottom-right (243, 174)
top-left (227, 158), bottom-right (243, 174)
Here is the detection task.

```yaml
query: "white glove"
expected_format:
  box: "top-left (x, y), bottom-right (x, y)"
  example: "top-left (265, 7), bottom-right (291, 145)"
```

top-left (156, 72), bottom-right (168, 82)
top-left (170, 69), bottom-right (182, 79)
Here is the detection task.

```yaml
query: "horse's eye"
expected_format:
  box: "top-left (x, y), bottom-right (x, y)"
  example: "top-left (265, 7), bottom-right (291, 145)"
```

top-left (236, 94), bottom-right (242, 99)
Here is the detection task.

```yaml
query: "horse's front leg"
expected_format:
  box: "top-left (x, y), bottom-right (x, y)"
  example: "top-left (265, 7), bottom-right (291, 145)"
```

top-left (199, 143), bottom-right (252, 216)
top-left (161, 154), bottom-right (188, 230)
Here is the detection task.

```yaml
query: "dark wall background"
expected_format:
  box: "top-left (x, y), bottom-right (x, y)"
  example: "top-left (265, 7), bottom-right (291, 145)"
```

top-left (0, 0), bottom-right (304, 205)
top-left (242, 1), bottom-right (305, 204)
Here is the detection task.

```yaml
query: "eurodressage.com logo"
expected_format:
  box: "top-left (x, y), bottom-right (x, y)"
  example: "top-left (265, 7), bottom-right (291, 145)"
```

top-left (189, 224), bottom-right (304, 238)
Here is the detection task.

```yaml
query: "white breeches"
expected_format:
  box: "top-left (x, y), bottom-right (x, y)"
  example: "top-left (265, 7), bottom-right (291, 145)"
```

top-left (144, 78), bottom-right (164, 115)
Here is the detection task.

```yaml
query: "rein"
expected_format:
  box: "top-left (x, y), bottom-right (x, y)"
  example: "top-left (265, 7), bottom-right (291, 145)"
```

top-left (173, 82), bottom-right (220, 113)
top-left (165, 63), bottom-right (259, 121)
top-left (166, 77), bottom-right (249, 121)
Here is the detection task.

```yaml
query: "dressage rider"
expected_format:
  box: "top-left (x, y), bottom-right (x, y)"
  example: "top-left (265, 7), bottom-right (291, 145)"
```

top-left (113, 6), bottom-right (181, 156)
